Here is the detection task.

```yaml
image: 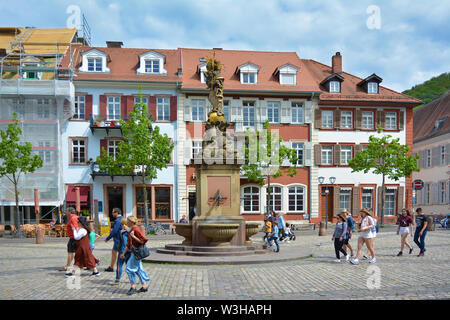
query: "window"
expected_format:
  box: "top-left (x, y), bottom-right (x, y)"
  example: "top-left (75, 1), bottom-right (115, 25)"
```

top-left (223, 101), bottom-right (230, 121)
top-left (134, 96), bottom-right (148, 112)
top-left (280, 73), bottom-right (296, 85)
top-left (341, 111), bottom-right (353, 129)
top-left (425, 184), bottom-right (430, 204)
top-left (288, 186), bottom-right (304, 212)
top-left (157, 97), bottom-right (170, 121)
top-left (291, 102), bottom-right (304, 124)
top-left (108, 140), bottom-right (120, 160)
top-left (384, 189), bottom-right (396, 216)
top-left (385, 112), bottom-right (397, 130)
top-left (426, 149), bottom-right (432, 168)
top-left (242, 72), bottom-right (256, 84)
top-left (71, 139), bottom-right (87, 165)
top-left (38, 141), bottom-right (51, 164)
top-left (37, 99), bottom-right (50, 119)
top-left (107, 96), bottom-right (121, 120)
top-left (362, 111), bottom-right (374, 129)
top-left (292, 143), bottom-right (304, 166)
top-left (243, 101), bottom-right (255, 127)
top-left (340, 146), bottom-right (353, 165)
top-left (339, 189), bottom-right (351, 212)
top-left (439, 181), bottom-right (446, 204)
top-left (135, 187), bottom-right (151, 220)
top-left (155, 187), bottom-right (171, 219)
top-left (242, 186), bottom-right (260, 213)
top-left (440, 146), bottom-right (446, 166)
top-left (192, 141), bottom-right (202, 160)
top-left (145, 59), bottom-right (160, 73)
top-left (191, 99), bottom-right (205, 121)
top-left (87, 58), bottom-right (102, 72)
top-left (267, 102), bottom-right (280, 123)
top-left (266, 186), bottom-right (282, 212)
top-left (329, 81), bottom-right (340, 93)
top-left (321, 146), bottom-right (333, 165)
top-left (362, 188), bottom-right (373, 210)
top-left (73, 96), bottom-right (85, 120)
top-left (321, 110), bottom-right (334, 128)
top-left (367, 82), bottom-right (378, 94)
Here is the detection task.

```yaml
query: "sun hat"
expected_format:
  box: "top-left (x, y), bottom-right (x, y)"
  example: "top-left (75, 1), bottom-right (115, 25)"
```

top-left (337, 213), bottom-right (347, 222)
top-left (360, 208), bottom-right (372, 217)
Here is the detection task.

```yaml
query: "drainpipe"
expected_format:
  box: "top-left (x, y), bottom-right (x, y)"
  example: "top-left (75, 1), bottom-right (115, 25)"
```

top-left (309, 93), bottom-right (314, 224)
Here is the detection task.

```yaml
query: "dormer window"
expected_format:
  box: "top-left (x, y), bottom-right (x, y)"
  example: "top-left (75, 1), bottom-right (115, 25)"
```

top-left (276, 64), bottom-right (299, 85)
top-left (79, 49), bottom-right (110, 73)
top-left (329, 81), bottom-right (340, 93)
top-left (367, 82), bottom-right (378, 94)
top-left (237, 63), bottom-right (260, 85)
top-left (137, 51), bottom-right (167, 75)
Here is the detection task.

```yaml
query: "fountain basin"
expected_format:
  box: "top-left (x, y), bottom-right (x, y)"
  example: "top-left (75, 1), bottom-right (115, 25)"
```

top-left (199, 223), bottom-right (239, 246)
top-left (174, 223), bottom-right (192, 245)
top-left (245, 222), bottom-right (261, 245)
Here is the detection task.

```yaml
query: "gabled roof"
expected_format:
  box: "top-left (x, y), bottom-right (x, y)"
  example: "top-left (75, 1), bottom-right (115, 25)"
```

top-left (357, 73), bottom-right (383, 86)
top-left (414, 91), bottom-right (450, 143)
top-left (274, 63), bottom-right (299, 75)
top-left (235, 62), bottom-right (261, 74)
top-left (320, 73), bottom-right (344, 86)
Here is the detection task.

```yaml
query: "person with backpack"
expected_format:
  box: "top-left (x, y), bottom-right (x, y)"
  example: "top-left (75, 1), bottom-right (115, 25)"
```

top-left (342, 209), bottom-right (354, 257)
top-left (104, 208), bottom-right (123, 273)
top-left (351, 208), bottom-right (377, 265)
top-left (113, 218), bottom-right (131, 285)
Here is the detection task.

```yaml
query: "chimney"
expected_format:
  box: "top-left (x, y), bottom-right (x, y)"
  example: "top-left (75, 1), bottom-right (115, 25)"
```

top-left (332, 52), bottom-right (342, 74)
top-left (106, 41), bottom-right (123, 48)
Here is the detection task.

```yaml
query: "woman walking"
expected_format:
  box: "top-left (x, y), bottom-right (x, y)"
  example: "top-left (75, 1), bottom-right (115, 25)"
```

top-left (396, 208), bottom-right (414, 256)
top-left (351, 209), bottom-right (377, 265)
top-left (332, 213), bottom-right (349, 262)
top-left (119, 216), bottom-right (150, 295)
top-left (113, 218), bottom-right (131, 285)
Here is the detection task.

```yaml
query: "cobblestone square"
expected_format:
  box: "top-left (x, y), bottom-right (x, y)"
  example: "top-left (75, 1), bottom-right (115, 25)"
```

top-left (0, 227), bottom-right (449, 300)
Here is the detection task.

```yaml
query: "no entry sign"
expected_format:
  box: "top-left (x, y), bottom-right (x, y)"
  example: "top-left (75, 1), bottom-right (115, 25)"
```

top-left (413, 179), bottom-right (424, 190)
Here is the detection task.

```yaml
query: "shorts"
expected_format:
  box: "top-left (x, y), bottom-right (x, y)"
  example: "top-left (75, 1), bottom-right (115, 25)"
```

top-left (343, 237), bottom-right (351, 245)
top-left (399, 227), bottom-right (410, 235)
top-left (67, 238), bottom-right (77, 253)
top-left (113, 240), bottom-right (120, 251)
top-left (90, 244), bottom-right (95, 251)
top-left (359, 231), bottom-right (376, 239)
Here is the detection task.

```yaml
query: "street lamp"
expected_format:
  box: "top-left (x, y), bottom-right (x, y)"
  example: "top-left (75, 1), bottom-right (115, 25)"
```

top-left (318, 176), bottom-right (336, 229)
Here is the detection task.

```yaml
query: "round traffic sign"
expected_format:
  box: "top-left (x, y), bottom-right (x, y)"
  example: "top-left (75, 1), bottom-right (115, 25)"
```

top-left (413, 179), bottom-right (424, 190)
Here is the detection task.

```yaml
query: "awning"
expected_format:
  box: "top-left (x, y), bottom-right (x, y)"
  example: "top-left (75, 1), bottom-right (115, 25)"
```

top-left (66, 186), bottom-right (89, 204)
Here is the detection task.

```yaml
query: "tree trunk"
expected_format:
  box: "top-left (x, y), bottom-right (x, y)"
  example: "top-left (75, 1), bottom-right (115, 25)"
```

top-left (142, 165), bottom-right (149, 235)
top-left (13, 175), bottom-right (22, 238)
top-left (381, 172), bottom-right (385, 226)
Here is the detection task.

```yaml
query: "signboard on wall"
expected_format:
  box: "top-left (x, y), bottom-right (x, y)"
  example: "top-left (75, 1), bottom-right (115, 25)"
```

top-left (100, 217), bottom-right (110, 236)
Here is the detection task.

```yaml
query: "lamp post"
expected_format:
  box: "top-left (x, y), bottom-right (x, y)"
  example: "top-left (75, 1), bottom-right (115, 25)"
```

top-left (318, 176), bottom-right (336, 230)
top-left (261, 161), bottom-right (271, 218)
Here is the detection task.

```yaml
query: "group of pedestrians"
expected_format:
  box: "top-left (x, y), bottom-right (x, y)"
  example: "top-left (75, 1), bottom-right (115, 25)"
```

top-left (331, 207), bottom-right (430, 264)
top-left (262, 210), bottom-right (296, 253)
top-left (60, 207), bottom-right (150, 295)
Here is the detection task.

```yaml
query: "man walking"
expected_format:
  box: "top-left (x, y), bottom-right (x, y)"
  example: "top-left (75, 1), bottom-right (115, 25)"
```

top-left (59, 207), bottom-right (79, 272)
top-left (342, 209), bottom-right (355, 257)
top-left (414, 208), bottom-right (428, 257)
top-left (104, 208), bottom-right (123, 272)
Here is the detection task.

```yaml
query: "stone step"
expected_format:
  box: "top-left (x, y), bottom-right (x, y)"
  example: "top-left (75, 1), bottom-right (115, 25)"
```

top-left (164, 244), bottom-right (260, 252)
top-left (157, 247), bottom-right (268, 257)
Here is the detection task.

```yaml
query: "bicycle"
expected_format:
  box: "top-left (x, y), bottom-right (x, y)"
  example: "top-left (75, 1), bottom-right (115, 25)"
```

top-left (148, 222), bottom-right (167, 235)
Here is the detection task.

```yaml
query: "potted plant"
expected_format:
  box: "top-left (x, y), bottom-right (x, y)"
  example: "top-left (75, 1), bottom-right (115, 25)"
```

top-left (94, 117), bottom-right (103, 127)
top-left (109, 121), bottom-right (115, 127)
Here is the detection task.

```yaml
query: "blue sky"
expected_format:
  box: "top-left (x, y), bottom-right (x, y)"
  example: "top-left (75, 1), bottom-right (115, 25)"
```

top-left (1, 0), bottom-right (449, 92)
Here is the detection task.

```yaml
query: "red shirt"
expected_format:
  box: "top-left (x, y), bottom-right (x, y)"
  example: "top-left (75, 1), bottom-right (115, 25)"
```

top-left (127, 226), bottom-right (148, 250)
top-left (398, 215), bottom-right (413, 227)
top-left (66, 214), bottom-right (80, 239)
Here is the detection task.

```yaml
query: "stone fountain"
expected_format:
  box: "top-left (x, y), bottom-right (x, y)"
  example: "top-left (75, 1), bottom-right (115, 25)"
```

top-left (158, 55), bottom-right (266, 257)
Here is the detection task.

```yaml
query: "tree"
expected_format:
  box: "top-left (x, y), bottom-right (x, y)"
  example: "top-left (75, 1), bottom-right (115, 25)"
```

top-left (241, 121), bottom-right (298, 214)
top-left (0, 113), bottom-right (43, 236)
top-left (96, 96), bottom-right (174, 234)
top-left (348, 126), bottom-right (420, 225)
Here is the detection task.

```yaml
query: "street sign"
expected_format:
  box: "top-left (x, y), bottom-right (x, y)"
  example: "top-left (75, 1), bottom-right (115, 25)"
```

top-left (413, 179), bottom-right (424, 190)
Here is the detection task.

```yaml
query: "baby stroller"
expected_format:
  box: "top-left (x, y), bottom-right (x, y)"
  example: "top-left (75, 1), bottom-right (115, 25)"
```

top-left (285, 229), bottom-right (296, 241)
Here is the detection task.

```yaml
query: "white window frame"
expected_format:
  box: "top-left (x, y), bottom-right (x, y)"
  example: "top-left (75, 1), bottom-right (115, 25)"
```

top-left (267, 102), bottom-right (280, 124)
top-left (79, 49), bottom-right (110, 73)
top-left (385, 112), bottom-right (397, 130)
top-left (108, 139), bottom-right (121, 160)
top-left (157, 97), bottom-right (170, 121)
top-left (73, 96), bottom-right (85, 120)
top-left (192, 140), bottom-right (202, 160)
top-left (321, 146), bottom-right (333, 165)
top-left (384, 188), bottom-right (396, 216)
top-left (71, 139), bottom-right (86, 164)
top-left (287, 185), bottom-right (305, 212)
top-left (440, 181), bottom-right (446, 204)
top-left (134, 96), bottom-right (148, 112)
top-left (341, 110), bottom-right (353, 129)
top-left (242, 72), bottom-right (257, 84)
top-left (367, 82), bottom-right (378, 94)
top-left (241, 185), bottom-right (260, 214)
top-left (87, 57), bottom-right (102, 72)
top-left (223, 100), bottom-right (230, 122)
top-left (291, 102), bottom-right (304, 124)
top-left (238, 63), bottom-right (259, 84)
top-left (107, 96), bottom-right (121, 121)
top-left (440, 145), bottom-right (446, 166)
top-left (322, 110), bottom-right (334, 128)
top-left (266, 185), bottom-right (283, 212)
top-left (329, 81), bottom-right (340, 93)
top-left (361, 188), bottom-right (373, 210)
top-left (426, 149), bottom-right (432, 168)
top-left (292, 142), bottom-right (304, 166)
top-left (145, 59), bottom-right (160, 74)
top-left (339, 188), bottom-right (352, 212)
top-left (362, 111), bottom-right (374, 129)
top-left (278, 64), bottom-right (298, 85)
top-left (340, 145), bottom-right (353, 165)
top-left (243, 101), bottom-right (255, 127)
top-left (191, 99), bottom-right (205, 122)
top-left (136, 51), bottom-right (167, 75)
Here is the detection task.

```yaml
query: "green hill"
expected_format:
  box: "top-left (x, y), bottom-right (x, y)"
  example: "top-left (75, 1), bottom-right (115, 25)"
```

top-left (402, 72), bottom-right (450, 109)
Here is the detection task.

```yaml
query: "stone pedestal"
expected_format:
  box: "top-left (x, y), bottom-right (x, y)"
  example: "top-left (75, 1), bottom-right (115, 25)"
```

top-left (35, 226), bottom-right (44, 244)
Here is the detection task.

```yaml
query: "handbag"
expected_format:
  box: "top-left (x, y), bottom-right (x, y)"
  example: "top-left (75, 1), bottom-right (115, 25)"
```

top-left (132, 244), bottom-right (150, 260)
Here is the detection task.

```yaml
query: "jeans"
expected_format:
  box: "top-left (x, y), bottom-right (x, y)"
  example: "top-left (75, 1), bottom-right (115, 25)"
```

top-left (414, 228), bottom-right (427, 253)
top-left (126, 253), bottom-right (150, 284)
top-left (116, 253), bottom-right (129, 281)
top-left (268, 235), bottom-right (280, 252)
top-left (334, 238), bottom-right (347, 259)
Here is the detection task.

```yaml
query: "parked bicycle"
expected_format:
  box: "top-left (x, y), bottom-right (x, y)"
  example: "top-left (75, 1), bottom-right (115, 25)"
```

top-left (148, 222), bottom-right (168, 235)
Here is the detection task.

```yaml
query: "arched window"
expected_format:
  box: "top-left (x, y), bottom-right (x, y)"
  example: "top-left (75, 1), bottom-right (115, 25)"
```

top-left (242, 186), bottom-right (260, 213)
top-left (288, 185), bottom-right (305, 212)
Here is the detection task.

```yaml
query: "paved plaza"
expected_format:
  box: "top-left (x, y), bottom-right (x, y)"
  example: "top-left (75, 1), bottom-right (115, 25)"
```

top-left (0, 227), bottom-right (449, 300)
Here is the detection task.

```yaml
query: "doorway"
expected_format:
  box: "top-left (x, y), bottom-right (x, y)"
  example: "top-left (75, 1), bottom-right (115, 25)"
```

top-left (106, 185), bottom-right (124, 222)
top-left (320, 186), bottom-right (334, 223)
top-left (188, 192), bottom-right (196, 220)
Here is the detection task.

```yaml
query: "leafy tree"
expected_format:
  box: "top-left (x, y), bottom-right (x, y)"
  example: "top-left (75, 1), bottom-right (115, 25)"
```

top-left (96, 96), bottom-right (174, 233)
top-left (402, 72), bottom-right (450, 109)
top-left (0, 113), bottom-right (43, 236)
top-left (348, 126), bottom-right (420, 225)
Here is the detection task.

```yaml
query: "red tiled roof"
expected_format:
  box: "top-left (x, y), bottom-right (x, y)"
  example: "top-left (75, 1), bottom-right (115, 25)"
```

top-left (413, 91), bottom-right (450, 143)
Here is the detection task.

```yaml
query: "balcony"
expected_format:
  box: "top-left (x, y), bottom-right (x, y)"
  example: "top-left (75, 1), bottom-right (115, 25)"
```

top-left (89, 114), bottom-right (152, 135)
top-left (88, 159), bottom-right (144, 181)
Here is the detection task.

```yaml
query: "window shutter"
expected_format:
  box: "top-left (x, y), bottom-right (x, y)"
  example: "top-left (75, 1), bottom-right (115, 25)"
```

top-left (280, 100), bottom-right (291, 124)
top-left (333, 187), bottom-right (340, 217)
top-left (352, 186), bottom-right (360, 217)
top-left (314, 108), bottom-right (321, 129)
top-left (419, 150), bottom-right (425, 168)
top-left (234, 101), bottom-right (243, 132)
top-left (447, 180), bottom-right (450, 204)
top-left (333, 144), bottom-right (341, 166)
top-left (399, 111), bottom-right (404, 130)
top-left (148, 96), bottom-right (157, 121)
top-left (397, 186), bottom-right (404, 213)
top-left (120, 96), bottom-right (127, 120)
top-left (355, 109), bottom-right (362, 130)
top-left (304, 142), bottom-right (312, 166)
top-left (432, 183), bottom-right (438, 205)
top-left (314, 144), bottom-right (321, 166)
top-left (184, 99), bottom-right (192, 122)
top-left (432, 147), bottom-right (439, 167)
top-left (334, 110), bottom-right (340, 129)
top-left (304, 101), bottom-right (312, 124)
top-left (446, 143), bottom-right (450, 165)
top-left (126, 96), bottom-right (135, 116)
top-left (260, 101), bottom-right (268, 123)
top-left (184, 139), bottom-right (192, 165)
top-left (100, 139), bottom-right (107, 159)
top-left (281, 141), bottom-right (291, 167)
top-left (170, 96), bottom-right (177, 122)
top-left (99, 95), bottom-right (107, 118)
top-left (85, 95), bottom-right (93, 121)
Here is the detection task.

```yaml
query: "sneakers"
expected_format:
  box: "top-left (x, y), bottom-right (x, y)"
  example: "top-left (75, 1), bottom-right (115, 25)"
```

top-left (369, 258), bottom-right (376, 264)
top-left (409, 248), bottom-right (413, 254)
top-left (139, 287), bottom-right (148, 293)
top-left (418, 252), bottom-right (424, 257)
top-left (105, 267), bottom-right (114, 272)
top-left (91, 271), bottom-right (101, 277)
top-left (64, 272), bottom-right (75, 278)
top-left (350, 259), bottom-right (359, 265)
top-left (127, 288), bottom-right (138, 295)
top-left (362, 255), bottom-right (369, 260)
top-left (345, 255), bottom-right (350, 262)
top-left (333, 259), bottom-right (341, 263)
top-left (397, 251), bottom-right (403, 257)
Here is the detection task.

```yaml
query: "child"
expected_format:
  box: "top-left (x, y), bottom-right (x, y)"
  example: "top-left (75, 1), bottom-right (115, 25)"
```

top-left (263, 218), bottom-right (272, 243)
top-left (268, 221), bottom-right (280, 253)
top-left (283, 222), bottom-right (296, 242)
top-left (332, 214), bottom-right (349, 262)
top-left (89, 228), bottom-right (101, 251)
top-left (113, 217), bottom-right (131, 285)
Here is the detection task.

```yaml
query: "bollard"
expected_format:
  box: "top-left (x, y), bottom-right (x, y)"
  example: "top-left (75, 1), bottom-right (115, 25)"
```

top-left (318, 221), bottom-right (326, 236)
top-left (35, 225), bottom-right (44, 244)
